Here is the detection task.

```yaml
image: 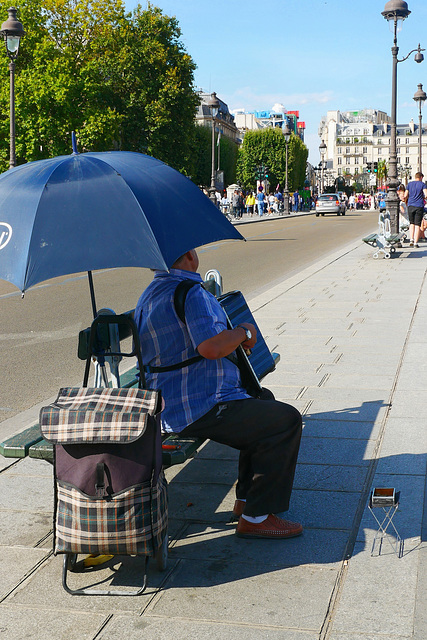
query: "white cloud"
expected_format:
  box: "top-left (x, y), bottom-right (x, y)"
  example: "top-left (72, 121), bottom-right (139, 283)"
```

top-left (227, 88), bottom-right (335, 112)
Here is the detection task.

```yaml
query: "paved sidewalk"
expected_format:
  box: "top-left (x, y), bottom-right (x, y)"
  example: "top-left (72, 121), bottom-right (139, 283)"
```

top-left (1, 232), bottom-right (427, 639)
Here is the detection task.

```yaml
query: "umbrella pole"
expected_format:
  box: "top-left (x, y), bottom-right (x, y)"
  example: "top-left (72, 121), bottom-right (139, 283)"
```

top-left (87, 271), bottom-right (97, 318)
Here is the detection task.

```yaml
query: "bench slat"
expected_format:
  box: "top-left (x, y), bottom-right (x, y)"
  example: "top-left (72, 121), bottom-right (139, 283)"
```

top-left (0, 425), bottom-right (43, 458)
top-left (29, 435), bottom-right (205, 468)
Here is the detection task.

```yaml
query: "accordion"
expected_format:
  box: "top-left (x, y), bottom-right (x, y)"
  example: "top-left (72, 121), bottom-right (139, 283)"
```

top-left (217, 290), bottom-right (276, 396)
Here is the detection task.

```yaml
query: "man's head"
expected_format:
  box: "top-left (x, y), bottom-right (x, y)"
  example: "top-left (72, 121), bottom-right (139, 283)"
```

top-left (415, 172), bottom-right (424, 180)
top-left (171, 250), bottom-right (199, 273)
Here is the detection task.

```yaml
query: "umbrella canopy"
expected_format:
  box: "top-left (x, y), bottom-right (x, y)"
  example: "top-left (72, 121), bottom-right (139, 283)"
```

top-left (0, 151), bottom-right (243, 294)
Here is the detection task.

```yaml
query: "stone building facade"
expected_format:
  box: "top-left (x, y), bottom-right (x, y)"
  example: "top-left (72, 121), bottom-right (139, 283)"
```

top-left (318, 109), bottom-right (426, 186)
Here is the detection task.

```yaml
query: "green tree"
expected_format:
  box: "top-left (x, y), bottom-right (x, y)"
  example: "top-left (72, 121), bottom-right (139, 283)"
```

top-left (189, 124), bottom-right (238, 189)
top-left (236, 127), bottom-right (308, 192)
top-left (377, 159), bottom-right (388, 189)
top-left (0, 0), bottom-right (199, 173)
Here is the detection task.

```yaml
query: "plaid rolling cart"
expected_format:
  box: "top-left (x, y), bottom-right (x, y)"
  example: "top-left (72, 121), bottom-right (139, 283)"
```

top-left (40, 314), bottom-right (167, 596)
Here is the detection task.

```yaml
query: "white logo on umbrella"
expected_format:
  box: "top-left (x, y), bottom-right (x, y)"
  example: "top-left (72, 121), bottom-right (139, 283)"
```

top-left (0, 223), bottom-right (12, 250)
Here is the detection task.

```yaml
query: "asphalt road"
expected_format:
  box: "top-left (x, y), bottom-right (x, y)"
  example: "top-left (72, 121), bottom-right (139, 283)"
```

top-left (0, 209), bottom-right (377, 423)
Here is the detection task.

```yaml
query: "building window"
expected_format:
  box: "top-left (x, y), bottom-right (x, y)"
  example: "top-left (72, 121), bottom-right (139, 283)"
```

top-left (345, 147), bottom-right (350, 154)
top-left (377, 139), bottom-right (382, 145)
top-left (405, 138), bottom-right (409, 144)
top-left (363, 146), bottom-right (367, 153)
top-left (363, 157), bottom-right (367, 164)
top-left (397, 147), bottom-right (401, 154)
top-left (364, 129), bottom-right (369, 135)
top-left (338, 168), bottom-right (342, 175)
top-left (337, 147), bottom-right (342, 154)
top-left (378, 148), bottom-right (382, 154)
top-left (355, 157), bottom-right (359, 165)
top-left (406, 157), bottom-right (410, 164)
top-left (346, 157), bottom-right (350, 164)
top-left (337, 157), bottom-right (342, 165)
top-left (406, 147), bottom-right (410, 153)
top-left (397, 138), bottom-right (400, 144)
top-left (355, 147), bottom-right (359, 154)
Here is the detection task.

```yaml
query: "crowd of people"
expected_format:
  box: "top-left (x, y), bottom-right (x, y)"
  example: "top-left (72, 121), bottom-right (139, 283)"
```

top-left (214, 180), bottom-right (427, 244)
top-left (219, 187), bottom-right (314, 219)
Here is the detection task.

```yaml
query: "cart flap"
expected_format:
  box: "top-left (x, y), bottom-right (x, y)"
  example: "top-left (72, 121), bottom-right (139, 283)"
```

top-left (40, 387), bottom-right (160, 444)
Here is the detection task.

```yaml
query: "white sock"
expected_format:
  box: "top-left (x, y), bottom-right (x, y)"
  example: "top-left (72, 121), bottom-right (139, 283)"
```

top-left (241, 514), bottom-right (268, 524)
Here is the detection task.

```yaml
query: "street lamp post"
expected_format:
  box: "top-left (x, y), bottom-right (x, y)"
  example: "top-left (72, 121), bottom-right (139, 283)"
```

top-left (283, 123), bottom-right (291, 215)
top-left (0, 7), bottom-right (25, 169)
top-left (206, 92), bottom-right (220, 206)
top-left (319, 140), bottom-right (326, 194)
top-left (382, 0), bottom-right (424, 233)
top-left (413, 83), bottom-right (426, 174)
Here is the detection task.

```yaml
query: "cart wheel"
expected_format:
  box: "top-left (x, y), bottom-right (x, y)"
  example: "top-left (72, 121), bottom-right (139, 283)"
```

top-left (384, 252), bottom-right (391, 259)
top-left (315, 213), bottom-right (319, 217)
top-left (321, 213), bottom-right (325, 216)
top-left (390, 246), bottom-right (396, 253)
top-left (156, 533), bottom-right (168, 572)
top-left (373, 252), bottom-right (379, 260)
top-left (67, 553), bottom-right (78, 572)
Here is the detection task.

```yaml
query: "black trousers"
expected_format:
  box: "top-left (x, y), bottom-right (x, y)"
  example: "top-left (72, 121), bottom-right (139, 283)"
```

top-left (180, 389), bottom-right (302, 517)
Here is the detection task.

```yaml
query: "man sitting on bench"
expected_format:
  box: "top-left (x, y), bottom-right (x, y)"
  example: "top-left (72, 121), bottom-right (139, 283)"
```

top-left (134, 250), bottom-right (303, 539)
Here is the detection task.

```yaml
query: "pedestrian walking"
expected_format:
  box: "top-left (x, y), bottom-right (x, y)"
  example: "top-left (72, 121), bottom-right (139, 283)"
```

top-left (246, 192), bottom-right (255, 216)
top-left (404, 172), bottom-right (427, 247)
top-left (256, 187), bottom-right (266, 217)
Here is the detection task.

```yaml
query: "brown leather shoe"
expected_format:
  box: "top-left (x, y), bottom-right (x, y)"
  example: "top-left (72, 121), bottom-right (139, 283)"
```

top-left (236, 514), bottom-right (303, 539)
top-left (232, 499), bottom-right (245, 518)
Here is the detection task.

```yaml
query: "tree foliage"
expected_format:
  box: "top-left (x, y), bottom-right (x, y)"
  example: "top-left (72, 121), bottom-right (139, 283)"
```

top-left (0, 0), bottom-right (199, 173)
top-left (236, 127), bottom-right (308, 192)
top-left (190, 124), bottom-right (238, 188)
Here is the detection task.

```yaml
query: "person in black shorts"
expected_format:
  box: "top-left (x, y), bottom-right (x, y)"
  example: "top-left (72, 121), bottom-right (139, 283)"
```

top-left (404, 173), bottom-right (427, 247)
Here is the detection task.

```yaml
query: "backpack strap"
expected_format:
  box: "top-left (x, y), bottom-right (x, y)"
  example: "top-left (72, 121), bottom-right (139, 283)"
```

top-left (173, 280), bottom-right (200, 323)
top-left (143, 280), bottom-right (202, 374)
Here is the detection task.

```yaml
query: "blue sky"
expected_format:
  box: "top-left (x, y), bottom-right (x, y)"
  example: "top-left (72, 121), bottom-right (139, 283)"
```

top-left (126, 0), bottom-right (427, 164)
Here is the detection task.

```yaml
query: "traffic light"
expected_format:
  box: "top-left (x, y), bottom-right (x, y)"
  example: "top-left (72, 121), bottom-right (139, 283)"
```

top-left (265, 167), bottom-right (269, 179)
top-left (373, 162), bottom-right (378, 173)
top-left (366, 162), bottom-right (372, 173)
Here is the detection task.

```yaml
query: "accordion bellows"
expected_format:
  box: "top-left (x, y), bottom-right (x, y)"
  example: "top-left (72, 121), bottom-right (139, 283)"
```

top-left (40, 386), bottom-right (167, 556)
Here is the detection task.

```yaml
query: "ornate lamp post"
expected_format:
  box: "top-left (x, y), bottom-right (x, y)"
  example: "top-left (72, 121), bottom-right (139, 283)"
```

top-left (283, 122), bottom-right (291, 215)
top-left (319, 140), bottom-right (326, 194)
top-left (206, 92), bottom-right (220, 206)
top-left (0, 7), bottom-right (25, 169)
top-left (381, 0), bottom-right (424, 233)
top-left (413, 83), bottom-right (426, 174)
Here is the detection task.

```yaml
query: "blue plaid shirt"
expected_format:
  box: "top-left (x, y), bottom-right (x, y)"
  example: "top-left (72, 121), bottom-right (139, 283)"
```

top-left (134, 269), bottom-right (250, 433)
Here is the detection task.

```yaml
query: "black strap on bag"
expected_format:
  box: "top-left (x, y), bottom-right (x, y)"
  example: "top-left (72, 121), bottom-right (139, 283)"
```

top-left (143, 281), bottom-right (203, 374)
top-left (173, 280), bottom-right (200, 323)
top-left (83, 313), bottom-right (147, 388)
top-left (149, 279), bottom-right (240, 373)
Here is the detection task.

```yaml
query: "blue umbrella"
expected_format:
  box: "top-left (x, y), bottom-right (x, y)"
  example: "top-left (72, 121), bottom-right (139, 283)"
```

top-left (0, 151), bottom-right (243, 314)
